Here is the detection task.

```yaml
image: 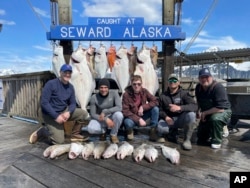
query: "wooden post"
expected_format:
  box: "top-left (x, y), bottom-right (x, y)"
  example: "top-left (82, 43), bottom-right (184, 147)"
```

top-left (57, 0), bottom-right (73, 64)
top-left (162, 0), bottom-right (176, 93)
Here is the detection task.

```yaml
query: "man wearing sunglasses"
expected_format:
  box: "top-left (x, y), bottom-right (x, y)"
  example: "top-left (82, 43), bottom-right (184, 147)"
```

top-left (29, 64), bottom-right (89, 144)
top-left (195, 68), bottom-right (231, 149)
top-left (158, 74), bottom-right (198, 150)
top-left (122, 75), bottom-right (160, 142)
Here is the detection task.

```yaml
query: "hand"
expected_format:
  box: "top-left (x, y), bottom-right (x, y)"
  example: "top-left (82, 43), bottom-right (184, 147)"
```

top-left (196, 112), bottom-right (201, 119)
top-left (105, 117), bottom-right (114, 128)
top-left (137, 106), bottom-right (144, 116)
top-left (169, 104), bottom-right (181, 112)
top-left (61, 111), bottom-right (70, 121)
top-left (201, 111), bottom-right (207, 122)
top-left (165, 116), bottom-right (174, 126)
top-left (139, 118), bottom-right (146, 127)
top-left (55, 114), bottom-right (67, 124)
top-left (99, 113), bottom-right (105, 121)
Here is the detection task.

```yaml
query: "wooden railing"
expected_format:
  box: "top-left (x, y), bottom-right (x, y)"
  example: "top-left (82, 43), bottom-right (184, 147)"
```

top-left (0, 71), bottom-right (55, 122)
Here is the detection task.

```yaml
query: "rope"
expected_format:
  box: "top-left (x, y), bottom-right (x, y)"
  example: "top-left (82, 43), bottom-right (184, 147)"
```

top-left (26, 0), bottom-right (48, 32)
top-left (183, 0), bottom-right (219, 54)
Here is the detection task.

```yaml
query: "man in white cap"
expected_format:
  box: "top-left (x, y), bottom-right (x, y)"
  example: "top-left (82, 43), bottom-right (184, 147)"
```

top-left (195, 68), bottom-right (232, 149)
top-left (158, 73), bottom-right (198, 150)
top-left (29, 64), bottom-right (89, 144)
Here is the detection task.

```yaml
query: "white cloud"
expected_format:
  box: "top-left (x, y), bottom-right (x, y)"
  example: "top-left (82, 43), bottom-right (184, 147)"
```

top-left (80, 0), bottom-right (161, 24)
top-left (182, 17), bottom-right (194, 25)
top-left (33, 45), bottom-right (52, 52)
top-left (0, 19), bottom-right (15, 25)
top-left (0, 9), bottom-right (5, 15)
top-left (34, 7), bottom-right (50, 18)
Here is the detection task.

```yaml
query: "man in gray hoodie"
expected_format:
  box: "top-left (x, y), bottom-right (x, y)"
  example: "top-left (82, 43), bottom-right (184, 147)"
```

top-left (85, 78), bottom-right (123, 143)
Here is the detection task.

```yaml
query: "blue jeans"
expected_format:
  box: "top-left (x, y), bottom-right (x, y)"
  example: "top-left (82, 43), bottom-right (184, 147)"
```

top-left (124, 106), bottom-right (159, 130)
top-left (157, 112), bottom-right (196, 135)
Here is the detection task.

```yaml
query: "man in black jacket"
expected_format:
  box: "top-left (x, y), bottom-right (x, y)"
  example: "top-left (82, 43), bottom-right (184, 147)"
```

top-left (158, 74), bottom-right (198, 150)
top-left (195, 68), bottom-right (231, 149)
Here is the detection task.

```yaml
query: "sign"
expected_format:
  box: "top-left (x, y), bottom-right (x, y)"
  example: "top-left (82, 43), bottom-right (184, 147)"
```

top-left (230, 172), bottom-right (250, 188)
top-left (88, 17), bottom-right (144, 25)
top-left (47, 17), bottom-right (185, 41)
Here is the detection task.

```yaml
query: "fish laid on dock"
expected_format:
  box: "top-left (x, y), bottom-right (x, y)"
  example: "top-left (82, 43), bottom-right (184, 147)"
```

top-left (68, 142), bottom-right (84, 160)
top-left (144, 145), bottom-right (158, 163)
top-left (102, 143), bottom-right (119, 159)
top-left (93, 141), bottom-right (109, 159)
top-left (43, 144), bottom-right (71, 159)
top-left (133, 143), bottom-right (147, 162)
top-left (116, 141), bottom-right (134, 160)
top-left (81, 142), bottom-right (95, 160)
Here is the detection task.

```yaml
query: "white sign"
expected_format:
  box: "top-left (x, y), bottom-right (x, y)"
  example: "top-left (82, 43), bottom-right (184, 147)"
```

top-left (0, 79), bottom-right (4, 109)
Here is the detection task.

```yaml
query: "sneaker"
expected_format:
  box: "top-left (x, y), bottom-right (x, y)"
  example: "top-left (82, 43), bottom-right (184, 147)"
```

top-left (111, 135), bottom-right (119, 144)
top-left (157, 137), bottom-right (166, 143)
top-left (211, 144), bottom-right (221, 149)
top-left (127, 130), bottom-right (134, 141)
top-left (222, 126), bottom-right (229, 138)
top-left (29, 127), bottom-right (43, 144)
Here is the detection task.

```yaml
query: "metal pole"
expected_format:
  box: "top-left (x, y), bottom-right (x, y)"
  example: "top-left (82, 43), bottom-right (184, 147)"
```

top-left (0, 24), bottom-right (2, 32)
top-left (162, 0), bottom-right (176, 93)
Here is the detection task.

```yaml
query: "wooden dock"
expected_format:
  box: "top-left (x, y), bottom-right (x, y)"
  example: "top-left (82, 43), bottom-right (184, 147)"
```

top-left (0, 115), bottom-right (249, 188)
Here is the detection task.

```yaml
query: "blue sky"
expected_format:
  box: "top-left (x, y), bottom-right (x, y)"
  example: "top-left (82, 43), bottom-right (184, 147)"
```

top-left (0, 0), bottom-right (249, 73)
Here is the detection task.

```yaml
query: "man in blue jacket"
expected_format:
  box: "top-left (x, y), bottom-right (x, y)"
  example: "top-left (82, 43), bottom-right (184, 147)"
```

top-left (29, 64), bottom-right (89, 144)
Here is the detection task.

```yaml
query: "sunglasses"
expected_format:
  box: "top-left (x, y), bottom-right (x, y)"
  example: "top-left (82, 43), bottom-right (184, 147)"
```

top-left (168, 79), bottom-right (178, 83)
top-left (132, 83), bottom-right (142, 86)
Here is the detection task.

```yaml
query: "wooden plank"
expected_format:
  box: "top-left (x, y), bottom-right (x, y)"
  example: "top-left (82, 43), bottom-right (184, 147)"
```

top-left (0, 166), bottom-right (46, 188)
top-left (13, 153), bottom-right (100, 188)
top-left (86, 156), bottom-right (209, 188)
top-left (29, 147), bottom-right (157, 188)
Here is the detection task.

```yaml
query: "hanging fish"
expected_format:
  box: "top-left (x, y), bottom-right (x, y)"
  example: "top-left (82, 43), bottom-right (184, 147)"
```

top-left (111, 45), bottom-right (130, 93)
top-left (134, 44), bottom-right (159, 95)
top-left (52, 45), bottom-right (66, 77)
top-left (107, 45), bottom-right (116, 72)
top-left (150, 45), bottom-right (158, 69)
top-left (69, 44), bottom-right (96, 112)
top-left (127, 44), bottom-right (138, 78)
top-left (94, 44), bottom-right (109, 78)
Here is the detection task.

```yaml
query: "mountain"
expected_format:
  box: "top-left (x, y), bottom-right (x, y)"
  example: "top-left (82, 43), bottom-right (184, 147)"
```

top-left (0, 69), bottom-right (17, 76)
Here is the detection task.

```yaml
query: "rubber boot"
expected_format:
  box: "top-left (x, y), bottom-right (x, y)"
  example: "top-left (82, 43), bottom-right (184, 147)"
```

top-left (167, 127), bottom-right (178, 143)
top-left (182, 123), bottom-right (195, 150)
top-left (71, 122), bottom-right (89, 142)
top-left (149, 127), bottom-right (158, 142)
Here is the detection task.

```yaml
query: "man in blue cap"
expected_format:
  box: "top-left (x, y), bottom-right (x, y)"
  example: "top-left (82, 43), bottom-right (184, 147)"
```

top-left (29, 64), bottom-right (89, 144)
top-left (195, 68), bottom-right (232, 149)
